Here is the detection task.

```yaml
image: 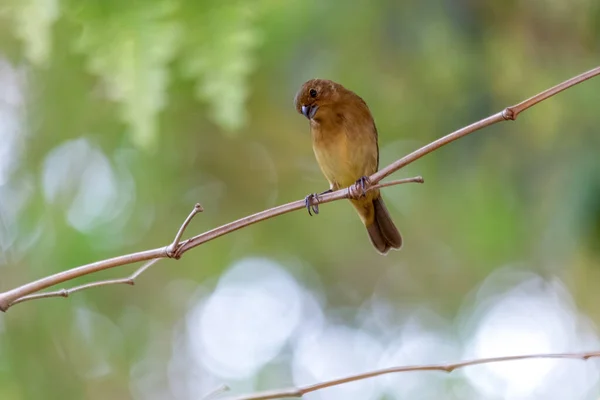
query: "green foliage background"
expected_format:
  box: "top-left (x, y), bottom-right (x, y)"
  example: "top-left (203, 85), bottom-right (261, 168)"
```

top-left (0, 1), bottom-right (599, 399)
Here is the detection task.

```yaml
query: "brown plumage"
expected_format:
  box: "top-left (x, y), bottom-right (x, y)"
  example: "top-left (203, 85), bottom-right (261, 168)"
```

top-left (294, 79), bottom-right (402, 254)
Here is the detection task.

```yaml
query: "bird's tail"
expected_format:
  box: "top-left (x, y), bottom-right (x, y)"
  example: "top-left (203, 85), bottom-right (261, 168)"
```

top-left (365, 196), bottom-right (402, 255)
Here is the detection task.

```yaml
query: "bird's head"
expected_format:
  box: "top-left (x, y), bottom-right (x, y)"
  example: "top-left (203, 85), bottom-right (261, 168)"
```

top-left (294, 79), bottom-right (344, 122)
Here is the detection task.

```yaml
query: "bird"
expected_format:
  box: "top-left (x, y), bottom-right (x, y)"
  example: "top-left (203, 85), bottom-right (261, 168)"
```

top-left (294, 78), bottom-right (402, 255)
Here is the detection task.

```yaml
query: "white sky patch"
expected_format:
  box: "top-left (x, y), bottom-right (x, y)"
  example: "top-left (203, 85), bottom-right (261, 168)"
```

top-left (462, 272), bottom-right (600, 400)
top-left (292, 324), bottom-right (384, 400)
top-left (0, 58), bottom-right (25, 186)
top-left (185, 258), bottom-right (303, 381)
top-left (68, 306), bottom-right (123, 380)
top-left (378, 321), bottom-right (460, 398)
top-left (42, 137), bottom-right (133, 233)
top-left (0, 58), bottom-right (30, 263)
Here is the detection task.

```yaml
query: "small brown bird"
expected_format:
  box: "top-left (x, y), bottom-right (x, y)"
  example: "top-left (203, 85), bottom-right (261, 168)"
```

top-left (294, 79), bottom-right (402, 254)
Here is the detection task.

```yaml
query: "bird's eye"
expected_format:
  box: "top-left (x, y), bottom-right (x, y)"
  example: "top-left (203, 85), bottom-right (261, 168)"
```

top-left (309, 88), bottom-right (318, 98)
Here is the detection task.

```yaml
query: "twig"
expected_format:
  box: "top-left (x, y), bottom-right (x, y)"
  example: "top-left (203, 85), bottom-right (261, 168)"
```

top-left (9, 259), bottom-right (162, 306)
top-left (0, 66), bottom-right (598, 312)
top-left (372, 176), bottom-right (424, 190)
top-left (225, 351), bottom-right (600, 400)
top-left (168, 203), bottom-right (204, 258)
top-left (371, 65), bottom-right (600, 183)
top-left (504, 65), bottom-right (600, 120)
top-left (0, 248), bottom-right (165, 311)
top-left (0, 202), bottom-right (204, 311)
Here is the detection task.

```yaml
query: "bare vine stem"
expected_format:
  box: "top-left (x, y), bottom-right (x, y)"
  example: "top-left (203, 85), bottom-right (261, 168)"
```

top-left (225, 351), bottom-right (600, 400)
top-left (9, 259), bottom-right (163, 306)
top-left (0, 66), bottom-right (598, 312)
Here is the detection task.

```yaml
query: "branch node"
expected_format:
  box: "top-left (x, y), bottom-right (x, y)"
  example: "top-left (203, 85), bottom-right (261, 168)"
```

top-left (502, 107), bottom-right (516, 120)
top-left (173, 241), bottom-right (189, 259)
top-left (166, 248), bottom-right (177, 259)
top-left (60, 289), bottom-right (69, 298)
top-left (166, 203), bottom-right (204, 258)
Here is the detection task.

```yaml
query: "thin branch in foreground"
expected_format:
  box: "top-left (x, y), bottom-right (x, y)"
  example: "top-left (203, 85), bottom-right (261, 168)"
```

top-left (226, 351), bottom-right (600, 400)
top-left (0, 66), bottom-right (598, 311)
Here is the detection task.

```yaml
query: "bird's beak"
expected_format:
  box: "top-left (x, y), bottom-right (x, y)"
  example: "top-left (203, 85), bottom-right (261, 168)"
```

top-left (301, 104), bottom-right (319, 119)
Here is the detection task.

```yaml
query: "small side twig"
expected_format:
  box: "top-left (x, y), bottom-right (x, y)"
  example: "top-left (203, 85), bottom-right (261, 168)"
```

top-left (225, 351), bottom-right (600, 400)
top-left (167, 203), bottom-right (204, 258)
top-left (0, 203), bottom-right (205, 310)
top-left (371, 176), bottom-right (424, 190)
top-left (9, 259), bottom-right (162, 306)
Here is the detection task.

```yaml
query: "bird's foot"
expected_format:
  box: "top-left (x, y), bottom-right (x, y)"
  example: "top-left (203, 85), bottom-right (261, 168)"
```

top-left (304, 189), bottom-right (332, 216)
top-left (348, 176), bottom-right (372, 199)
top-left (305, 193), bottom-right (321, 216)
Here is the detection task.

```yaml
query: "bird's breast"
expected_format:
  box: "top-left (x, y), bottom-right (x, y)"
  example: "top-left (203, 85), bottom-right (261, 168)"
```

top-left (311, 126), bottom-right (377, 190)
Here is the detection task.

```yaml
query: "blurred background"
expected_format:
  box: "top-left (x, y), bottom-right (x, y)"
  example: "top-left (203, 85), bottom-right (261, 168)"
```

top-left (0, 1), bottom-right (599, 399)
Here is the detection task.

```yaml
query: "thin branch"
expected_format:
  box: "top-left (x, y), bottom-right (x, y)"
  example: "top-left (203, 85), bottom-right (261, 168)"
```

top-left (167, 203), bottom-right (204, 258)
top-left (372, 65), bottom-right (600, 183)
top-left (0, 66), bottom-right (598, 312)
top-left (226, 351), bottom-right (600, 400)
top-left (9, 259), bottom-right (162, 307)
top-left (0, 202), bottom-right (204, 311)
top-left (505, 65), bottom-right (600, 120)
top-left (175, 175), bottom-right (424, 257)
top-left (0, 248), bottom-right (166, 311)
top-left (175, 66), bottom-right (600, 256)
top-left (372, 176), bottom-right (424, 190)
